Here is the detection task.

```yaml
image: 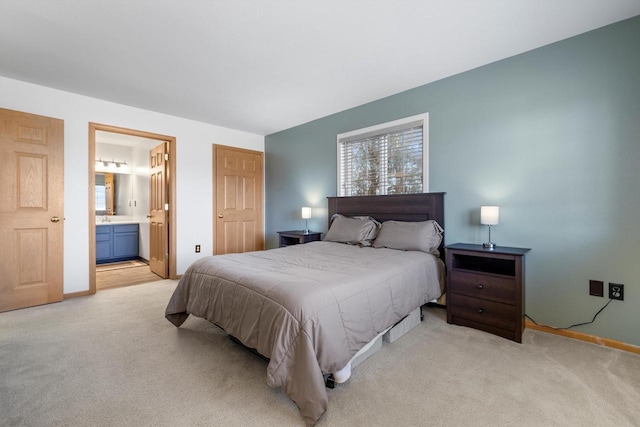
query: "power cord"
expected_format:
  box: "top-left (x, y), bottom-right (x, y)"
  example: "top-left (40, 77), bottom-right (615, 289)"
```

top-left (525, 298), bottom-right (614, 330)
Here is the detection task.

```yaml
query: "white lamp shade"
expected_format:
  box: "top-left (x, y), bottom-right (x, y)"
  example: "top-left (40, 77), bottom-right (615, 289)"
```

top-left (301, 207), bottom-right (312, 219)
top-left (480, 206), bottom-right (499, 225)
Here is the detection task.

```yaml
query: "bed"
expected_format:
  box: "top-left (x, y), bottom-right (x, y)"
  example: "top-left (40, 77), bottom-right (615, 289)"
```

top-left (165, 192), bottom-right (445, 424)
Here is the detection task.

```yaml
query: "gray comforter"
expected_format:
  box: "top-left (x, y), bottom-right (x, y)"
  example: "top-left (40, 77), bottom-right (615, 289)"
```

top-left (165, 241), bottom-right (443, 425)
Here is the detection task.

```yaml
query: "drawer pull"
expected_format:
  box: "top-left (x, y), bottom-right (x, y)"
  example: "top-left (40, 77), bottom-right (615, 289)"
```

top-left (476, 283), bottom-right (484, 289)
top-left (477, 308), bottom-right (484, 314)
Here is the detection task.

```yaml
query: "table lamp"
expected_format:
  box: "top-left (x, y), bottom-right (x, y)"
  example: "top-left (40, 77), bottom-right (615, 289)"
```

top-left (301, 207), bottom-right (311, 234)
top-left (481, 206), bottom-right (499, 249)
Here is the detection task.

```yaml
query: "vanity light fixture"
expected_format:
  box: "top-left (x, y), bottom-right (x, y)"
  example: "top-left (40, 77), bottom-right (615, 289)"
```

top-left (480, 206), bottom-right (499, 249)
top-left (95, 159), bottom-right (128, 170)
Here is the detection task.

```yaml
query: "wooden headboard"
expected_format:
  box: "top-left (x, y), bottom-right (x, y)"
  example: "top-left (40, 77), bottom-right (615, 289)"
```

top-left (327, 192), bottom-right (446, 254)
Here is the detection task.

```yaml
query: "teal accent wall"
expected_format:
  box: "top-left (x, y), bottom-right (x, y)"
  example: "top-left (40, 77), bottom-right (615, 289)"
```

top-left (265, 17), bottom-right (640, 346)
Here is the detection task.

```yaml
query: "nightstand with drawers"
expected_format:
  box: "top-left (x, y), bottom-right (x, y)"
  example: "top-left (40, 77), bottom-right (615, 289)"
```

top-left (446, 243), bottom-right (530, 343)
top-left (277, 230), bottom-right (322, 248)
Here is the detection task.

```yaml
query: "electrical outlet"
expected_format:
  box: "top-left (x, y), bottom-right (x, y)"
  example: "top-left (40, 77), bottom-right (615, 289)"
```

top-left (609, 283), bottom-right (624, 301)
top-left (195, 244), bottom-right (201, 253)
top-left (589, 280), bottom-right (604, 297)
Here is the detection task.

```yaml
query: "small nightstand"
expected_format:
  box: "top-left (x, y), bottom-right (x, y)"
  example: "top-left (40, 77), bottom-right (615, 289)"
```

top-left (446, 243), bottom-right (530, 343)
top-left (277, 230), bottom-right (322, 248)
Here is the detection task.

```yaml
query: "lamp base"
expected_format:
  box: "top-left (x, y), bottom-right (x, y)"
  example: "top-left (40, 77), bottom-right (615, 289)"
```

top-left (303, 229), bottom-right (309, 235)
top-left (483, 242), bottom-right (496, 249)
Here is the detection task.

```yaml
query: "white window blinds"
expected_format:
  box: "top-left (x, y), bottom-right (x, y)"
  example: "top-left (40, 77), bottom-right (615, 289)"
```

top-left (338, 115), bottom-right (427, 196)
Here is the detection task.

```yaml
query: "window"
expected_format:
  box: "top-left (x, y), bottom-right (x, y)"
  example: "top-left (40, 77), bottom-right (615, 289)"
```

top-left (337, 113), bottom-right (428, 196)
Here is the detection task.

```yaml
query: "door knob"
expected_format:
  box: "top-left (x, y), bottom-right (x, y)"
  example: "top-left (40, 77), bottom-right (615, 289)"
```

top-left (146, 214), bottom-right (152, 218)
top-left (50, 216), bottom-right (60, 223)
top-left (218, 214), bottom-right (224, 218)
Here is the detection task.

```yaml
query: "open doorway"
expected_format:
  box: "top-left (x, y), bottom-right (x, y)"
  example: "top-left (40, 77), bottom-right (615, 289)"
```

top-left (88, 123), bottom-right (177, 294)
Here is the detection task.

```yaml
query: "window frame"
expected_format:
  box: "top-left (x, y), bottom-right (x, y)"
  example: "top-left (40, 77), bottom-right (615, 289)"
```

top-left (336, 113), bottom-right (429, 197)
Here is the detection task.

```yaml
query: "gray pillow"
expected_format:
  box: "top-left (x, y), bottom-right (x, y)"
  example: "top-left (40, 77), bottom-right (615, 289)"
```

top-left (372, 220), bottom-right (444, 255)
top-left (323, 214), bottom-right (380, 246)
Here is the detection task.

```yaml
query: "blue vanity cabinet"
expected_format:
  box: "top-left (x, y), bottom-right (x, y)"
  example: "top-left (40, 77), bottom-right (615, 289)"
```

top-left (96, 225), bottom-right (112, 262)
top-left (96, 223), bottom-right (139, 264)
top-left (113, 224), bottom-right (139, 259)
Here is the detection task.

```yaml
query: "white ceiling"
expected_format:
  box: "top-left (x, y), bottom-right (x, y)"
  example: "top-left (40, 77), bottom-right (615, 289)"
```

top-left (1, 1), bottom-right (639, 136)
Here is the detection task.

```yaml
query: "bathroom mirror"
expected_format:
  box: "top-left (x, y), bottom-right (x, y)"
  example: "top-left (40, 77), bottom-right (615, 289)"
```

top-left (95, 172), bottom-right (133, 216)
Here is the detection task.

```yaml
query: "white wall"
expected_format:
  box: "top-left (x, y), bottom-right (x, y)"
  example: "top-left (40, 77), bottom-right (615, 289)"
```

top-left (131, 144), bottom-right (153, 260)
top-left (1, 76), bottom-right (264, 294)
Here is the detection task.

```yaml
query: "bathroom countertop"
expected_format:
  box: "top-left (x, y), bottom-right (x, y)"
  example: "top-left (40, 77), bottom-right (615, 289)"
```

top-left (96, 221), bottom-right (140, 226)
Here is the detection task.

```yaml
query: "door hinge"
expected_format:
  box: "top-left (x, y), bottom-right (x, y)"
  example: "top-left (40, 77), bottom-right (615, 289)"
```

top-left (164, 153), bottom-right (169, 161)
top-left (164, 203), bottom-right (169, 211)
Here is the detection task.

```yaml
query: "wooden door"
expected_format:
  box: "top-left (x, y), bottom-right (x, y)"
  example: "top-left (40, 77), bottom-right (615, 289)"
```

top-left (149, 142), bottom-right (168, 278)
top-left (0, 108), bottom-right (64, 312)
top-left (214, 145), bottom-right (264, 254)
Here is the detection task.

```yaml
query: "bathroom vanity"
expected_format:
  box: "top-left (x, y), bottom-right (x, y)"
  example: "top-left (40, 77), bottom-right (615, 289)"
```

top-left (96, 223), bottom-right (139, 264)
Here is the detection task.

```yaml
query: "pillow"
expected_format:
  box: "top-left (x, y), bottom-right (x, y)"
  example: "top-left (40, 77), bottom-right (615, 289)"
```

top-left (372, 220), bottom-right (444, 255)
top-left (323, 214), bottom-right (380, 246)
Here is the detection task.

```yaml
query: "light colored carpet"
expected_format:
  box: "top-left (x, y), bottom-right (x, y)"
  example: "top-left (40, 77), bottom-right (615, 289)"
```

top-left (1, 280), bottom-right (639, 427)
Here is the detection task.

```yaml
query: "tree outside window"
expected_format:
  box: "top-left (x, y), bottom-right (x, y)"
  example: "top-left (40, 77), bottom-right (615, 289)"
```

top-left (338, 114), bottom-right (428, 197)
